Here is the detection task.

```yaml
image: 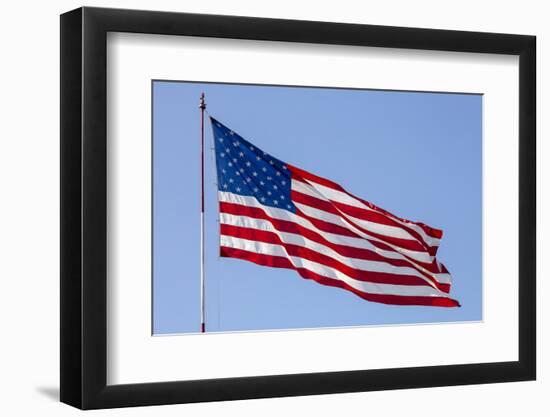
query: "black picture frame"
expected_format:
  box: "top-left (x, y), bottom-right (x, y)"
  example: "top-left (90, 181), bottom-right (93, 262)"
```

top-left (60, 6), bottom-right (536, 410)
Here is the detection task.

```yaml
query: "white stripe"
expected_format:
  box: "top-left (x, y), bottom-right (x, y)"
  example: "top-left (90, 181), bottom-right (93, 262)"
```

top-left (295, 202), bottom-right (434, 264)
top-left (220, 213), bottom-right (442, 288)
top-left (221, 235), bottom-right (452, 298)
top-left (435, 274), bottom-right (451, 284)
top-left (220, 191), bottom-right (428, 261)
top-left (292, 181), bottom-right (422, 241)
top-left (218, 192), bottom-right (451, 284)
top-left (293, 179), bottom-right (441, 248)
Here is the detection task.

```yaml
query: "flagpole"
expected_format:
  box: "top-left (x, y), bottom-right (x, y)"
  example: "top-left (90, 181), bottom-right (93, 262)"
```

top-left (199, 92), bottom-right (206, 333)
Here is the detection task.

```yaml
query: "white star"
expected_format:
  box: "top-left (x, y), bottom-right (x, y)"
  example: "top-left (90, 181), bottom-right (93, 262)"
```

top-left (273, 184), bottom-right (278, 190)
top-left (273, 200), bottom-right (278, 205)
top-left (220, 153), bottom-right (225, 158)
top-left (236, 187), bottom-right (241, 192)
top-left (267, 191), bottom-right (272, 196)
top-left (269, 160), bottom-right (274, 165)
top-left (239, 168), bottom-right (244, 173)
top-left (280, 195), bottom-right (285, 200)
top-left (276, 171), bottom-right (281, 176)
top-left (262, 167), bottom-right (267, 172)
top-left (228, 162), bottom-right (233, 167)
top-left (233, 141), bottom-right (239, 147)
top-left (221, 169), bottom-right (226, 174)
top-left (216, 123), bottom-right (221, 127)
top-left (253, 188), bottom-right (259, 192)
top-left (218, 137), bottom-right (224, 142)
top-left (281, 180), bottom-right (286, 185)
top-left (282, 166), bottom-right (287, 170)
top-left (229, 131), bottom-right (235, 136)
top-left (260, 181), bottom-right (265, 186)
top-left (223, 184), bottom-right (228, 189)
top-left (232, 158), bottom-right (237, 163)
top-left (246, 161), bottom-right (251, 167)
top-left (252, 172), bottom-right (258, 177)
top-left (260, 197), bottom-right (266, 202)
top-left (249, 146), bottom-right (254, 151)
top-left (229, 178), bottom-right (234, 183)
top-left (235, 171), bottom-right (240, 176)
top-left (226, 148), bottom-right (230, 153)
top-left (239, 152), bottom-right (244, 157)
top-left (263, 152), bottom-right (267, 156)
top-left (267, 176), bottom-right (272, 181)
top-left (256, 156), bottom-right (261, 161)
top-left (246, 177), bottom-right (251, 182)
top-left (287, 204), bottom-right (292, 209)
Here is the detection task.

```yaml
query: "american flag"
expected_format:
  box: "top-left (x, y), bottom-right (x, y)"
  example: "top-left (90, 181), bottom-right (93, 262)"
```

top-left (211, 117), bottom-right (460, 307)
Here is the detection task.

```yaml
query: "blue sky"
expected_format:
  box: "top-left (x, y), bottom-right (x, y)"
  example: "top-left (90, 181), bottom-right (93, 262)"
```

top-left (152, 81), bottom-right (482, 335)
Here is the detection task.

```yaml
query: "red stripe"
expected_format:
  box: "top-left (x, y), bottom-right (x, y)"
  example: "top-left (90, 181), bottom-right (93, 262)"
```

top-left (292, 190), bottom-right (436, 255)
top-left (222, 201), bottom-right (356, 238)
top-left (332, 200), bottom-right (439, 247)
top-left (220, 246), bottom-right (459, 307)
top-left (294, 206), bottom-right (439, 258)
top-left (220, 201), bottom-right (409, 265)
top-left (291, 177), bottom-right (418, 233)
top-left (287, 164), bottom-right (348, 192)
top-left (220, 201), bottom-right (449, 280)
top-left (292, 182), bottom-right (440, 250)
top-left (288, 164), bottom-right (443, 240)
top-left (221, 224), bottom-right (449, 291)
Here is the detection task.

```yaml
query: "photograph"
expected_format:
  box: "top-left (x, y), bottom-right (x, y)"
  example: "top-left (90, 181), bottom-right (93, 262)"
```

top-left (55, 5), bottom-right (537, 411)
top-left (152, 81), bottom-right (482, 335)
top-left (0, 0), bottom-right (543, 415)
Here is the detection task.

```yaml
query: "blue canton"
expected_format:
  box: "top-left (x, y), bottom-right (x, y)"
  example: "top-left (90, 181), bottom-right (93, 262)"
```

top-left (211, 117), bottom-right (296, 213)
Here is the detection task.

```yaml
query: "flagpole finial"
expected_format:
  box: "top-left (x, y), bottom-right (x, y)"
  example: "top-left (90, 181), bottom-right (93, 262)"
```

top-left (199, 92), bottom-right (206, 110)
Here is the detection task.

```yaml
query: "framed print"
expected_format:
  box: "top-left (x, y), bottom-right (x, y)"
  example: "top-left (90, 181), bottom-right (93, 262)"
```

top-left (60, 6), bottom-right (536, 409)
